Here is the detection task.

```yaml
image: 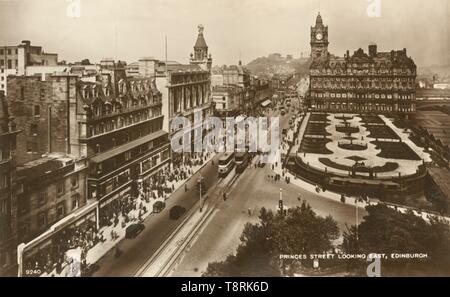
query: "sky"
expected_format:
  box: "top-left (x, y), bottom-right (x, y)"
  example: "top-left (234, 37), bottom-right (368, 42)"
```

top-left (0, 0), bottom-right (449, 67)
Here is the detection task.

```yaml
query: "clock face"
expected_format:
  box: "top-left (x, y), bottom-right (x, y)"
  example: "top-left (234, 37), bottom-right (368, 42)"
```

top-left (316, 33), bottom-right (323, 41)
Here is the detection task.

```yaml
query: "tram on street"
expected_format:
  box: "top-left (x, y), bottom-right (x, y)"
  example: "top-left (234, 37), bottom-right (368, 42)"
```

top-left (235, 151), bottom-right (250, 174)
top-left (218, 152), bottom-right (235, 177)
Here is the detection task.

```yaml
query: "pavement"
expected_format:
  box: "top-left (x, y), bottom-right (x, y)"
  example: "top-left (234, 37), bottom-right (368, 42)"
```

top-left (92, 153), bottom-right (220, 276)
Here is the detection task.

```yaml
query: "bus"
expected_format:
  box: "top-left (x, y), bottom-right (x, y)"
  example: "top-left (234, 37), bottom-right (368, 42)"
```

top-left (235, 152), bottom-right (250, 174)
top-left (218, 152), bottom-right (235, 177)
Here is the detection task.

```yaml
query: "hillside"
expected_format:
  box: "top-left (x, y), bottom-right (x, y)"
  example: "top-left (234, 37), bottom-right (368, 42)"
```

top-left (245, 53), bottom-right (310, 76)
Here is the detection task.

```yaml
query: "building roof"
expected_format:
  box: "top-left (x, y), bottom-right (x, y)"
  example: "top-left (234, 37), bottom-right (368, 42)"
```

top-left (17, 154), bottom-right (75, 181)
top-left (194, 25), bottom-right (208, 49)
top-left (316, 12), bottom-right (323, 25)
top-left (310, 47), bottom-right (416, 71)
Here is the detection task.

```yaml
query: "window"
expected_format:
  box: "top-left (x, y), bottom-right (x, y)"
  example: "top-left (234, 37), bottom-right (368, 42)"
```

top-left (125, 151), bottom-right (131, 161)
top-left (0, 199), bottom-right (7, 214)
top-left (38, 191), bottom-right (47, 206)
top-left (71, 194), bottom-right (79, 210)
top-left (38, 212), bottom-right (46, 228)
top-left (7, 60), bottom-right (11, 69)
top-left (34, 105), bottom-right (40, 116)
top-left (40, 89), bottom-right (45, 100)
top-left (0, 60), bottom-right (3, 67)
top-left (57, 181), bottom-right (65, 196)
top-left (70, 175), bottom-right (78, 188)
top-left (56, 203), bottom-right (65, 219)
top-left (0, 174), bottom-right (8, 189)
top-left (20, 86), bottom-right (25, 100)
top-left (30, 123), bottom-right (38, 135)
top-left (0, 49), bottom-right (3, 55)
top-left (15, 49), bottom-right (18, 55)
top-left (7, 49), bottom-right (11, 55)
top-left (26, 141), bottom-right (38, 153)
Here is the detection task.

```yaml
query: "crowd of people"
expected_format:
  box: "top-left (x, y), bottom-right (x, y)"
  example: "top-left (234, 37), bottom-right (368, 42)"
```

top-left (23, 152), bottom-right (213, 277)
top-left (23, 220), bottom-right (100, 276)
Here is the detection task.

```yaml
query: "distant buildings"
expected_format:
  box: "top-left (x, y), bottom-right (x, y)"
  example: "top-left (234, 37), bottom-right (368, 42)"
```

top-left (211, 85), bottom-right (245, 116)
top-left (0, 40), bottom-right (58, 95)
top-left (211, 62), bottom-right (250, 89)
top-left (307, 13), bottom-right (417, 116)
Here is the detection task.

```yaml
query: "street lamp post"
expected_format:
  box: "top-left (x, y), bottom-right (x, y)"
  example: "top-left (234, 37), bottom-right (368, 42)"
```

top-left (278, 188), bottom-right (284, 216)
top-left (199, 172), bottom-right (203, 212)
top-left (355, 197), bottom-right (359, 242)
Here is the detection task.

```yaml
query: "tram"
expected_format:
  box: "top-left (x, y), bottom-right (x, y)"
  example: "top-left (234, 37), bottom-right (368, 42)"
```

top-left (235, 152), bottom-right (250, 174)
top-left (218, 152), bottom-right (235, 177)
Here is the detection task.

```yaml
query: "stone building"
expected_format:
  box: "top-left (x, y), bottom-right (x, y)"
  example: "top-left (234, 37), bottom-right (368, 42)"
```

top-left (151, 26), bottom-right (213, 155)
top-left (0, 92), bottom-right (20, 276)
top-left (212, 62), bottom-right (250, 88)
top-left (6, 74), bottom-right (78, 165)
top-left (4, 74), bottom-right (89, 275)
top-left (76, 62), bottom-right (170, 224)
top-left (211, 85), bottom-right (245, 116)
top-left (307, 13), bottom-right (417, 115)
top-left (15, 153), bottom-right (88, 244)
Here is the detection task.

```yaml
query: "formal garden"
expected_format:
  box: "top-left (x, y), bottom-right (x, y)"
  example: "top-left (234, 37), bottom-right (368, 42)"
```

top-left (298, 113), bottom-right (430, 178)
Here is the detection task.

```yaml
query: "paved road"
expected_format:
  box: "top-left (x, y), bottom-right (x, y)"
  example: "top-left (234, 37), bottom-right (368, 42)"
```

top-left (93, 106), bottom-right (365, 277)
top-left (93, 156), bottom-right (220, 276)
top-left (171, 109), bottom-right (367, 276)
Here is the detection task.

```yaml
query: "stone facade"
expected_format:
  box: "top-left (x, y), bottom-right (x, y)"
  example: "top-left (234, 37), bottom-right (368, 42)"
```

top-left (16, 155), bottom-right (88, 244)
top-left (308, 13), bottom-right (417, 115)
top-left (6, 75), bottom-right (78, 165)
top-left (77, 62), bottom-right (170, 223)
top-left (0, 92), bottom-right (20, 276)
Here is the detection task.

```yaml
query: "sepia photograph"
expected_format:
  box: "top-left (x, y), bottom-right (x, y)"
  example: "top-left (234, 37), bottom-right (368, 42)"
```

top-left (0, 0), bottom-right (450, 285)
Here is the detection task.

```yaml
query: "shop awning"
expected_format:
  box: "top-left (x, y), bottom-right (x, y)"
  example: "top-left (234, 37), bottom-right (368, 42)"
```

top-left (90, 130), bottom-right (167, 163)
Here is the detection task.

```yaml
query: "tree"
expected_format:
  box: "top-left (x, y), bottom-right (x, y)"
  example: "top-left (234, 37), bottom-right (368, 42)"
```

top-left (203, 201), bottom-right (339, 276)
top-left (343, 204), bottom-right (450, 276)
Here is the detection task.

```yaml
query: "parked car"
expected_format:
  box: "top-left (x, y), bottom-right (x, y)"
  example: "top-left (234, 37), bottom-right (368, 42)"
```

top-left (169, 205), bottom-right (186, 220)
top-left (153, 201), bottom-right (165, 213)
top-left (125, 223), bottom-right (145, 239)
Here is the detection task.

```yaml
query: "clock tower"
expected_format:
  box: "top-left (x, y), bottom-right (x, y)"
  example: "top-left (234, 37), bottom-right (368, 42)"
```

top-left (310, 12), bottom-right (329, 60)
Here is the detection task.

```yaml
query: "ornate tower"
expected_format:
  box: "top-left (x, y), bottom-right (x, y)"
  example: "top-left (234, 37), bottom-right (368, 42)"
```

top-left (310, 13), bottom-right (329, 60)
top-left (190, 24), bottom-right (212, 71)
